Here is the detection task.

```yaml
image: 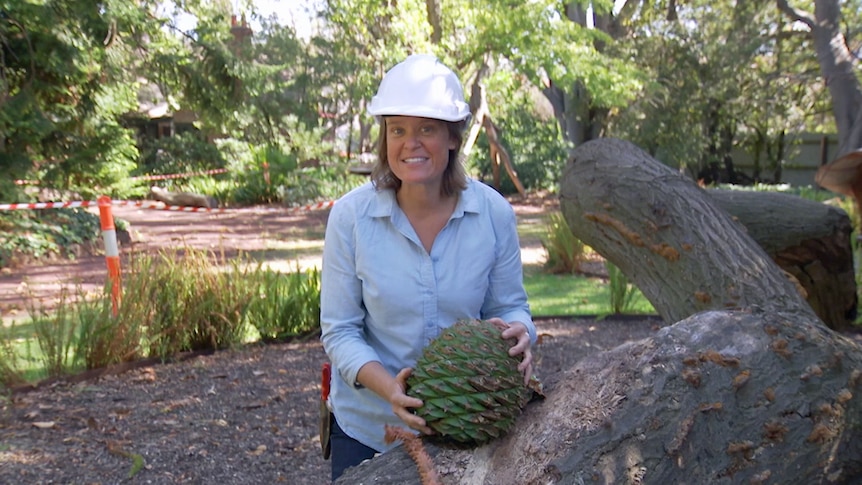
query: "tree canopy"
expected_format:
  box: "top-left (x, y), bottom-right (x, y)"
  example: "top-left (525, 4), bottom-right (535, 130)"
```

top-left (1, 0), bottom-right (859, 200)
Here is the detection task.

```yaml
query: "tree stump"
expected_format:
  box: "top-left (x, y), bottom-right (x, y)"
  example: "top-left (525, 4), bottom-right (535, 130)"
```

top-left (337, 138), bottom-right (862, 484)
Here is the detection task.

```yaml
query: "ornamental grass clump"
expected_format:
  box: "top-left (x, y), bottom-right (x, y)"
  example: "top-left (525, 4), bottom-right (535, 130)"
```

top-left (246, 266), bottom-right (321, 342)
top-left (542, 212), bottom-right (588, 274)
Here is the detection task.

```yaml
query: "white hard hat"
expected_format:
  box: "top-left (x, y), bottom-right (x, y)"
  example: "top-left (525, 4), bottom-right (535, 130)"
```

top-left (368, 54), bottom-right (471, 122)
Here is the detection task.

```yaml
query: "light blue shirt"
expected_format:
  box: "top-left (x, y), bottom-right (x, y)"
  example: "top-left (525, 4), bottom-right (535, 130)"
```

top-left (319, 178), bottom-right (535, 452)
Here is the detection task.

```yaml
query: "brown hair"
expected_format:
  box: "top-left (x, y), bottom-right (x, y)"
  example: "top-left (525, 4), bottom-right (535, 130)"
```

top-left (371, 118), bottom-right (468, 197)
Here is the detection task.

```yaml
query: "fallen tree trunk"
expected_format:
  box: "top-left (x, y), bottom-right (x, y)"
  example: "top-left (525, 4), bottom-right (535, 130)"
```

top-left (559, 139), bottom-right (815, 323)
top-left (336, 138), bottom-right (862, 484)
top-left (708, 189), bottom-right (856, 330)
top-left (149, 186), bottom-right (218, 209)
top-left (340, 310), bottom-right (862, 484)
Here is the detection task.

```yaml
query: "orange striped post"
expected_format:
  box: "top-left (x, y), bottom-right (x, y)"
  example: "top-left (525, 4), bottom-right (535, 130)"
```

top-left (97, 196), bottom-right (122, 316)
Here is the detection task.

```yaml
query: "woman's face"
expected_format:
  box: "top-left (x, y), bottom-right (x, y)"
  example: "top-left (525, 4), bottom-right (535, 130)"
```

top-left (384, 116), bottom-right (456, 189)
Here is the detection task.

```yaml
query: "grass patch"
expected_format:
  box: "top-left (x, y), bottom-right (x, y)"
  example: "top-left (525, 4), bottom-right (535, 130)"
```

top-left (524, 270), bottom-right (654, 317)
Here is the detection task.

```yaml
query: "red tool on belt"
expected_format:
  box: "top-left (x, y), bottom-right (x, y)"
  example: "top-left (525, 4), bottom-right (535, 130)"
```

top-left (319, 362), bottom-right (332, 459)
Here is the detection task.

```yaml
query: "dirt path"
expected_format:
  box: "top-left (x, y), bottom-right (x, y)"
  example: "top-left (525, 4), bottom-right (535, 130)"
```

top-left (0, 204), bottom-right (330, 322)
top-left (0, 195), bottom-right (555, 323)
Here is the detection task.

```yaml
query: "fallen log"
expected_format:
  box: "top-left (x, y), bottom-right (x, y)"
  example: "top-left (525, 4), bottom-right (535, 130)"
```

top-left (339, 309), bottom-right (862, 484)
top-left (708, 189), bottom-right (856, 330)
top-left (149, 186), bottom-right (218, 209)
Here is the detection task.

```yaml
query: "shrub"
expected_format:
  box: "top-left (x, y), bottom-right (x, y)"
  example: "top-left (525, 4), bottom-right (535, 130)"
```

top-left (138, 132), bottom-right (226, 177)
top-left (0, 247), bottom-right (327, 387)
top-left (542, 212), bottom-right (588, 274)
top-left (75, 282), bottom-right (143, 370)
top-left (248, 267), bottom-right (321, 342)
top-left (0, 208), bottom-right (102, 269)
top-left (27, 289), bottom-right (81, 377)
top-left (0, 324), bottom-right (27, 388)
top-left (140, 248), bottom-right (253, 358)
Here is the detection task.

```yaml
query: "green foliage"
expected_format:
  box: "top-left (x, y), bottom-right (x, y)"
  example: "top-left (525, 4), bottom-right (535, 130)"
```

top-left (225, 126), bottom-right (358, 207)
top-left (604, 262), bottom-right (639, 316)
top-left (542, 212), bottom-right (588, 274)
top-left (0, 0), bottom-right (852, 215)
top-left (0, 208), bottom-right (102, 269)
top-left (0, 249), bottom-right (324, 385)
top-left (27, 289), bottom-right (83, 377)
top-left (140, 249), bottom-right (252, 358)
top-left (0, 0), bottom-right (144, 199)
top-left (139, 132), bottom-right (227, 181)
top-left (74, 288), bottom-right (141, 370)
top-left (230, 143), bottom-right (299, 205)
top-left (0, 322), bottom-right (27, 387)
top-left (470, 70), bottom-right (571, 193)
top-left (607, 1), bottom-right (825, 180)
top-left (247, 267), bottom-right (321, 342)
top-left (462, 0), bottom-right (642, 110)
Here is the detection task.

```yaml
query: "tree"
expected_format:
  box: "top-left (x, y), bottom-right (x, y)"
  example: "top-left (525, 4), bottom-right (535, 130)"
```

top-left (311, 0), bottom-right (642, 190)
top-left (778, 0), bottom-right (862, 157)
top-left (0, 0), bottom-right (253, 199)
top-left (0, 0), bottom-right (145, 199)
top-left (336, 138), bottom-right (862, 484)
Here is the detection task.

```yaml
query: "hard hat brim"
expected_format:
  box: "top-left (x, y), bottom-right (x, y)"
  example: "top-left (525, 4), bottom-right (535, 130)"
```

top-left (368, 104), bottom-right (471, 123)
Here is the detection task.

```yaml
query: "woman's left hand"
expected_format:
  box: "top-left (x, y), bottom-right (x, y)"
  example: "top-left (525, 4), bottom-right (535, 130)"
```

top-left (487, 318), bottom-right (533, 385)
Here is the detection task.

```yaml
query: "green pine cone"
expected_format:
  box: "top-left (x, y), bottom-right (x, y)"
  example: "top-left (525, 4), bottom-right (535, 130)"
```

top-left (406, 319), bottom-right (531, 444)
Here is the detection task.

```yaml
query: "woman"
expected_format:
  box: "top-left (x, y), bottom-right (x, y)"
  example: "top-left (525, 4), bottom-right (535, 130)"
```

top-left (320, 53), bottom-right (536, 481)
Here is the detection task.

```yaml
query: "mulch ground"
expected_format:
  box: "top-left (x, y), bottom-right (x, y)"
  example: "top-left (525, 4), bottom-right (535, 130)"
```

top-left (0, 317), bottom-right (666, 485)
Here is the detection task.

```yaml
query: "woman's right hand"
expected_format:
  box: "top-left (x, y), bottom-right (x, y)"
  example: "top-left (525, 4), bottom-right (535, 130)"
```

top-left (390, 368), bottom-right (433, 435)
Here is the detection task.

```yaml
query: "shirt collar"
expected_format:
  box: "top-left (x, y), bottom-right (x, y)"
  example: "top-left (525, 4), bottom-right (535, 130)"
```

top-left (368, 179), bottom-right (481, 219)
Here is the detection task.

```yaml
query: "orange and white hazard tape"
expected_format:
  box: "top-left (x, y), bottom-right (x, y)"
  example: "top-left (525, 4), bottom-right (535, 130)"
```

top-left (0, 200), bottom-right (99, 210)
top-left (13, 168), bottom-right (229, 186)
top-left (0, 198), bottom-right (337, 214)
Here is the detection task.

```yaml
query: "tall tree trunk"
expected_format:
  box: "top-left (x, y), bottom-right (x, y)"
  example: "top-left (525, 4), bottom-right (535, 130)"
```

top-left (338, 138), bottom-right (862, 484)
top-left (424, 0), bottom-right (442, 44)
top-left (777, 0), bottom-right (862, 156)
top-left (540, 3), bottom-right (611, 147)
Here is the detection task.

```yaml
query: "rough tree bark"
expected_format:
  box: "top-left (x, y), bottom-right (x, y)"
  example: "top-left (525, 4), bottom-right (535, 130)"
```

top-left (708, 189), bottom-right (856, 331)
top-left (561, 140), bottom-right (814, 325)
top-left (337, 138), bottom-right (862, 484)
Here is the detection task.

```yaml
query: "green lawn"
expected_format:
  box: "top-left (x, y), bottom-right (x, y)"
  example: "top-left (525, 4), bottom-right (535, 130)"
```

top-left (524, 269), bottom-right (655, 317)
